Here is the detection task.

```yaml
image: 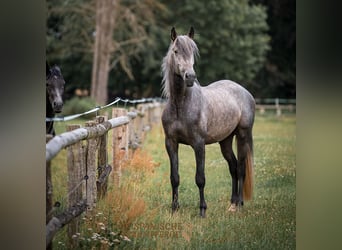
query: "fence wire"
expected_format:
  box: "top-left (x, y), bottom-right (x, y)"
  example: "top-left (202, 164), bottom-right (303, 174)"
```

top-left (46, 171), bottom-right (97, 219)
top-left (46, 97), bottom-right (165, 122)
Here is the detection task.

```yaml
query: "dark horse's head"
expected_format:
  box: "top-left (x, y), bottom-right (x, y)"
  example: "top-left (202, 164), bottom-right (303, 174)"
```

top-left (168, 27), bottom-right (198, 87)
top-left (46, 61), bottom-right (65, 113)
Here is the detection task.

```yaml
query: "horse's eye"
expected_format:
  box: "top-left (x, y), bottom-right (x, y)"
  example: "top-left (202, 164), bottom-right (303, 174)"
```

top-left (174, 50), bottom-right (178, 54)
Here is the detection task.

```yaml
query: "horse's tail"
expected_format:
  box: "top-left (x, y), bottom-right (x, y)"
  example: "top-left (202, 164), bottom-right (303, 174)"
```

top-left (243, 137), bottom-right (254, 201)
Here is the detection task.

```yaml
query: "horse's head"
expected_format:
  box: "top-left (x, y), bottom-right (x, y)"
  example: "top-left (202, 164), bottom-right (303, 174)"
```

top-left (169, 27), bottom-right (198, 87)
top-left (46, 63), bottom-right (65, 113)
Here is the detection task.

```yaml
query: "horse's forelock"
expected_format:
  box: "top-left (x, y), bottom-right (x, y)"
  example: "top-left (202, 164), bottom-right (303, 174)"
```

top-left (175, 36), bottom-right (199, 58)
top-left (49, 66), bottom-right (63, 78)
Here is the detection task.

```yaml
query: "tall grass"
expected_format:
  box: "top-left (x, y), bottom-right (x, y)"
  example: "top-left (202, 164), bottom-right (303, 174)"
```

top-left (50, 114), bottom-right (295, 249)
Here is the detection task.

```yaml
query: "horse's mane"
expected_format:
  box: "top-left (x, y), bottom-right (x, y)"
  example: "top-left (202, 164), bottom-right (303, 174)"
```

top-left (161, 35), bottom-right (199, 98)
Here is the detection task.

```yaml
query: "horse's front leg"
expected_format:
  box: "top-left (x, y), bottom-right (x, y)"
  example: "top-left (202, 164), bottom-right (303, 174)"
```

top-left (165, 137), bottom-right (179, 213)
top-left (193, 140), bottom-right (207, 218)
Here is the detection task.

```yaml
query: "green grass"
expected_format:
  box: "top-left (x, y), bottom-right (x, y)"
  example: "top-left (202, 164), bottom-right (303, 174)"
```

top-left (126, 114), bottom-right (295, 249)
top-left (50, 113), bottom-right (296, 249)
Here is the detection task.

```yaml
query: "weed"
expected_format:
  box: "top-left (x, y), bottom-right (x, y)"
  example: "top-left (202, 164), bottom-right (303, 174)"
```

top-left (123, 148), bottom-right (160, 178)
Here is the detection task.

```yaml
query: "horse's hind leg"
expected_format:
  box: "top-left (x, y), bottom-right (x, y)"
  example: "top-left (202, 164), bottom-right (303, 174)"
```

top-left (219, 134), bottom-right (239, 211)
top-left (236, 127), bottom-right (254, 207)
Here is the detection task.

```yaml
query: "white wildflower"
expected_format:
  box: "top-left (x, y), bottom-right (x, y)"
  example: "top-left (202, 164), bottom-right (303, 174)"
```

top-left (123, 235), bottom-right (131, 242)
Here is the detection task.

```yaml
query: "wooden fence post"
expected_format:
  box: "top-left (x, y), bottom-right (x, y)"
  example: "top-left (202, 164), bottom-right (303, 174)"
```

top-left (275, 98), bottom-right (282, 116)
top-left (95, 116), bottom-right (111, 198)
top-left (66, 124), bottom-right (85, 247)
top-left (128, 108), bottom-right (137, 157)
top-left (135, 105), bottom-right (145, 146)
top-left (145, 104), bottom-right (152, 132)
top-left (147, 103), bottom-right (153, 129)
top-left (137, 104), bottom-right (149, 141)
top-left (112, 108), bottom-right (129, 187)
top-left (85, 121), bottom-right (97, 209)
top-left (259, 106), bottom-right (265, 115)
top-left (153, 102), bottom-right (161, 124)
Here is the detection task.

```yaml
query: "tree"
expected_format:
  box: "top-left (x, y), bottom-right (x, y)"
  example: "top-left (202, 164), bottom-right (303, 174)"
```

top-left (47, 0), bottom-right (166, 104)
top-left (160, 0), bottom-right (270, 89)
top-left (47, 0), bottom-right (274, 100)
top-left (47, 0), bottom-right (97, 100)
top-left (91, 0), bottom-right (116, 105)
top-left (250, 0), bottom-right (296, 98)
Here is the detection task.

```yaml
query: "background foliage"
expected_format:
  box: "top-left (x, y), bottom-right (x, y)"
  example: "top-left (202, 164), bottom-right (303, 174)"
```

top-left (47, 0), bottom-right (295, 101)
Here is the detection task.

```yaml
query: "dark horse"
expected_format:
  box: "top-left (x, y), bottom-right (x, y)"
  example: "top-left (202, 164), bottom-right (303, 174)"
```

top-left (161, 27), bottom-right (255, 217)
top-left (46, 61), bottom-right (65, 135)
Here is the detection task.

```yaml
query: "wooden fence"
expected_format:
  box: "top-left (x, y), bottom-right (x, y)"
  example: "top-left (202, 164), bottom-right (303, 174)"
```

top-left (46, 102), bottom-right (164, 248)
top-left (255, 98), bottom-right (296, 116)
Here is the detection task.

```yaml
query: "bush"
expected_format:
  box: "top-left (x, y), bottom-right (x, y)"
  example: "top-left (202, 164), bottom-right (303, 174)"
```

top-left (61, 96), bottom-right (98, 119)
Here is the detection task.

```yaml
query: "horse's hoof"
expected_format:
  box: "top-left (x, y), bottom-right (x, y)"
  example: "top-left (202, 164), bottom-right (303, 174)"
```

top-left (199, 209), bottom-right (206, 218)
top-left (171, 204), bottom-right (179, 215)
top-left (228, 203), bottom-right (237, 212)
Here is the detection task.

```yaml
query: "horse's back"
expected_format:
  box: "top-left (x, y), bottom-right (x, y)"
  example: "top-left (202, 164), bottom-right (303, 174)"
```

top-left (202, 80), bottom-right (255, 136)
top-left (203, 80), bottom-right (254, 103)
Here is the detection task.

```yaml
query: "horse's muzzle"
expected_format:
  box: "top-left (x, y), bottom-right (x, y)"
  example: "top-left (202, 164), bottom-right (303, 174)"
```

top-left (184, 72), bottom-right (196, 87)
top-left (53, 101), bottom-right (63, 113)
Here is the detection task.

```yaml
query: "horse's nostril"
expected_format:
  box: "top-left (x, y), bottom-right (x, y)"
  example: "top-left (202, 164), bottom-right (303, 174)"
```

top-left (53, 101), bottom-right (63, 112)
top-left (186, 73), bottom-right (196, 80)
top-left (185, 72), bottom-right (195, 79)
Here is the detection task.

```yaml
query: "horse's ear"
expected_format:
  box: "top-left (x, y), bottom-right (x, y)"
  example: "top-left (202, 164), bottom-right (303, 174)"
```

top-left (188, 26), bottom-right (195, 39)
top-left (171, 27), bottom-right (177, 41)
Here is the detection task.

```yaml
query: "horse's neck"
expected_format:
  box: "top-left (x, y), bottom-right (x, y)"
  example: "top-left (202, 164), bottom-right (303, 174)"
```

top-left (167, 73), bottom-right (202, 118)
top-left (169, 74), bottom-right (187, 106)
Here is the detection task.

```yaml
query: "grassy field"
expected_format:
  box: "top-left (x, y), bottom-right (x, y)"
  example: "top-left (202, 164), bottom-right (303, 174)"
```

top-left (51, 113), bottom-right (296, 249)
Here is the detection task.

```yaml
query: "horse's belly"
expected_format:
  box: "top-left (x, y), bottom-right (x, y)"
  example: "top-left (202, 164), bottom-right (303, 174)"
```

top-left (204, 113), bottom-right (240, 144)
top-left (205, 126), bottom-right (236, 144)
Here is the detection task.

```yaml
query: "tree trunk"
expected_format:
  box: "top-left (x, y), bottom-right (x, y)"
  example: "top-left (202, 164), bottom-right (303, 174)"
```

top-left (91, 0), bottom-right (117, 105)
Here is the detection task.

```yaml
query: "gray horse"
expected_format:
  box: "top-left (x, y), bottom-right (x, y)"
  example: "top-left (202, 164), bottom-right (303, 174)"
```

top-left (161, 27), bottom-right (255, 218)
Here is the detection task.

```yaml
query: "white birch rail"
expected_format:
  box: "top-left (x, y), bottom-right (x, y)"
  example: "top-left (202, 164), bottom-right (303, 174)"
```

top-left (46, 112), bottom-right (137, 161)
